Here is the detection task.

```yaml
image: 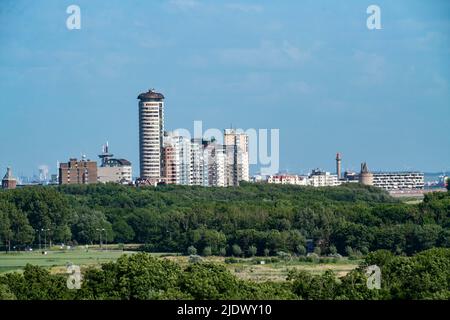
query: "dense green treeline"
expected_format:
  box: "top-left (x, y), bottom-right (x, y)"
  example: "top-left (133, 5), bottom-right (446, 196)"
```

top-left (1, 248), bottom-right (449, 300)
top-left (0, 183), bottom-right (449, 256)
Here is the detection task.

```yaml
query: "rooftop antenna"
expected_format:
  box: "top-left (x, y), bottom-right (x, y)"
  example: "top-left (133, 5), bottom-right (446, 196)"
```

top-left (99, 141), bottom-right (113, 167)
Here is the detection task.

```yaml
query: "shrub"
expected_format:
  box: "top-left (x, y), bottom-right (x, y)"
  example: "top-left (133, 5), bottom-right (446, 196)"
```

top-left (296, 245), bottom-right (307, 256)
top-left (329, 245), bottom-right (337, 255)
top-left (248, 246), bottom-right (257, 257)
top-left (313, 246), bottom-right (321, 256)
top-left (188, 255), bottom-right (203, 264)
top-left (202, 246), bottom-right (212, 257)
top-left (224, 257), bottom-right (239, 264)
top-left (232, 244), bottom-right (242, 257)
top-left (187, 246), bottom-right (197, 255)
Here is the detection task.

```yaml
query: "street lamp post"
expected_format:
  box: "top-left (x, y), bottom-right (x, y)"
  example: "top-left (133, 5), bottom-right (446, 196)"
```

top-left (96, 228), bottom-right (105, 250)
top-left (42, 228), bottom-right (50, 250)
top-left (36, 229), bottom-right (42, 251)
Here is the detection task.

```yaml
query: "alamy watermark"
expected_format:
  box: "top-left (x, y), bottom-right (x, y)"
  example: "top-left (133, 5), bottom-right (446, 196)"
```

top-left (66, 263), bottom-right (82, 289)
top-left (66, 5), bottom-right (81, 30)
top-left (367, 5), bottom-right (382, 30)
top-left (366, 265), bottom-right (381, 290)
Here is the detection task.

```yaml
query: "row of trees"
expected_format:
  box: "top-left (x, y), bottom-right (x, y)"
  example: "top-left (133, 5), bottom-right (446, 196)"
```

top-left (0, 183), bottom-right (449, 255)
top-left (1, 248), bottom-right (448, 300)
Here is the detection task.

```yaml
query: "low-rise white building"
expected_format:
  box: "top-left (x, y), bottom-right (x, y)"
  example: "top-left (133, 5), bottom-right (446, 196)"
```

top-left (372, 172), bottom-right (424, 190)
top-left (308, 169), bottom-right (341, 187)
top-left (268, 174), bottom-right (308, 186)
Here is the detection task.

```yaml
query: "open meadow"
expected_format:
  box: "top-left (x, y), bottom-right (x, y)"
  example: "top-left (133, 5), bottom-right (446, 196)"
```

top-left (0, 247), bottom-right (136, 274)
top-left (0, 247), bottom-right (360, 282)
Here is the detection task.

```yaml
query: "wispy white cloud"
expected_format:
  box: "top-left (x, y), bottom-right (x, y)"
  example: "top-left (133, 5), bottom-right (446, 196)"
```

top-left (168, 0), bottom-right (200, 10)
top-left (218, 41), bottom-right (311, 68)
top-left (352, 50), bottom-right (386, 85)
top-left (225, 3), bottom-right (263, 13)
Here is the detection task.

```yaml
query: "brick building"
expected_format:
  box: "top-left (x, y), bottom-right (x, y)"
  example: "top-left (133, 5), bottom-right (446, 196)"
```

top-left (59, 158), bottom-right (98, 185)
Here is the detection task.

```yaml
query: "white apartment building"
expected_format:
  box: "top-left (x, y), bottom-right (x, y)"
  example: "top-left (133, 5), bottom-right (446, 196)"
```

top-left (204, 142), bottom-right (227, 187)
top-left (268, 174), bottom-right (308, 186)
top-left (372, 172), bottom-right (424, 190)
top-left (160, 129), bottom-right (250, 188)
top-left (163, 133), bottom-right (191, 185)
top-left (163, 133), bottom-right (209, 186)
top-left (190, 139), bottom-right (208, 186)
top-left (308, 170), bottom-right (341, 187)
top-left (224, 129), bottom-right (250, 186)
top-left (138, 89), bottom-right (165, 181)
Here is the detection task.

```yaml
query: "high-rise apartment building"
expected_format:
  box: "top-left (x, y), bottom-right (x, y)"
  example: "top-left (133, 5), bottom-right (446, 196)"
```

top-left (163, 133), bottom-right (208, 186)
top-left (190, 139), bottom-right (207, 186)
top-left (162, 143), bottom-right (177, 185)
top-left (224, 129), bottom-right (249, 186)
top-left (59, 157), bottom-right (97, 185)
top-left (204, 142), bottom-right (227, 187)
top-left (138, 89), bottom-right (164, 182)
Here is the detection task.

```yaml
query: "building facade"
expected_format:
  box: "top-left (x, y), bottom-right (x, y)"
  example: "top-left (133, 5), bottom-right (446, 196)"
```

top-left (268, 174), bottom-right (308, 185)
top-left (308, 169), bottom-right (340, 187)
top-left (204, 142), bottom-right (227, 187)
top-left (138, 89), bottom-right (164, 182)
top-left (372, 172), bottom-right (424, 190)
top-left (97, 143), bottom-right (132, 184)
top-left (59, 158), bottom-right (98, 185)
top-left (97, 159), bottom-right (132, 184)
top-left (224, 129), bottom-right (249, 186)
top-left (2, 167), bottom-right (17, 190)
top-left (190, 139), bottom-right (207, 186)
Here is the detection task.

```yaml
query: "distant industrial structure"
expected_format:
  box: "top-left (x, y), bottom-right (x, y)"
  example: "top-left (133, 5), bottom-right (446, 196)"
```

top-left (2, 167), bottom-right (17, 190)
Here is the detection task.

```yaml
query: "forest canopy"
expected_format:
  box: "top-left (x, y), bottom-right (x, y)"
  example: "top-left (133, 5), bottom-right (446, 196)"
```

top-left (0, 183), bottom-right (449, 256)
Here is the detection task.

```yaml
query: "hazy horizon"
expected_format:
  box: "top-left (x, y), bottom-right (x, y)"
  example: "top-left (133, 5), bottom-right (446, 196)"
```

top-left (1, 0), bottom-right (449, 177)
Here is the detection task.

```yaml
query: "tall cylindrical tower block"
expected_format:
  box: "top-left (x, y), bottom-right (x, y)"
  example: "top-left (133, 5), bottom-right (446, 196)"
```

top-left (138, 89), bottom-right (165, 180)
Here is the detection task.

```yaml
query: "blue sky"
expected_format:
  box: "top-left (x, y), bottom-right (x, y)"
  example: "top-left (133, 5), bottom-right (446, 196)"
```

top-left (1, 0), bottom-right (449, 177)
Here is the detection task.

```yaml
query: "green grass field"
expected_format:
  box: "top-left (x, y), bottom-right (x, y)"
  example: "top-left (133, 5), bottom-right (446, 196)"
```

top-left (0, 248), bottom-right (136, 274)
top-left (0, 248), bottom-right (361, 282)
top-left (165, 256), bottom-right (361, 282)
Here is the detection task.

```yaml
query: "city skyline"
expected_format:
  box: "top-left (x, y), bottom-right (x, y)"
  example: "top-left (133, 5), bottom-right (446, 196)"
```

top-left (1, 0), bottom-right (450, 176)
